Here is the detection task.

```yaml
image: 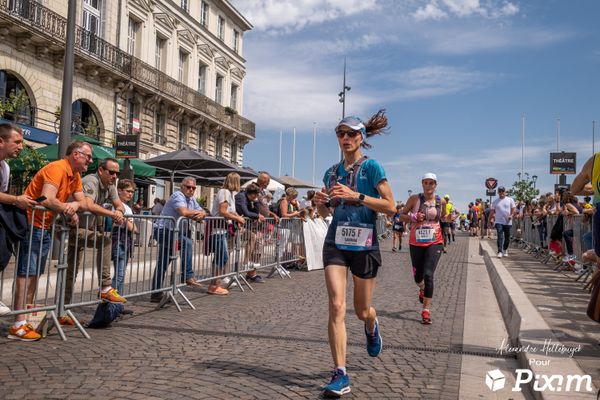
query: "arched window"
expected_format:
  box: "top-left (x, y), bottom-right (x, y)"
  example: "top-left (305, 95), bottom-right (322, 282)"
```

top-left (0, 70), bottom-right (34, 125)
top-left (72, 99), bottom-right (100, 138)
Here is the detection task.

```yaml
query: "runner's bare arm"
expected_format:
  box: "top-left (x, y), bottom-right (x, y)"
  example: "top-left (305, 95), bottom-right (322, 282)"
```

top-left (571, 155), bottom-right (593, 195)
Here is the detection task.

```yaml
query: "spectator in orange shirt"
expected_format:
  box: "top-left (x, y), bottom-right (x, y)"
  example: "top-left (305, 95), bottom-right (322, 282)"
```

top-left (8, 141), bottom-right (105, 341)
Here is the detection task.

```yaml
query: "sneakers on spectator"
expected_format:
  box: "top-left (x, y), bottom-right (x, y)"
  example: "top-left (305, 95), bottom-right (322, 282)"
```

top-left (222, 277), bottom-right (238, 288)
top-left (207, 285), bottom-right (229, 295)
top-left (0, 301), bottom-right (11, 316)
top-left (392, 248), bottom-right (396, 252)
top-left (246, 274), bottom-right (264, 283)
top-left (185, 278), bottom-right (202, 289)
top-left (322, 369), bottom-right (351, 397)
top-left (58, 315), bottom-right (74, 326)
top-left (421, 309), bottom-right (432, 325)
top-left (497, 252), bottom-right (503, 258)
top-left (8, 323), bottom-right (41, 341)
top-left (364, 318), bottom-right (382, 357)
top-left (101, 288), bottom-right (127, 304)
top-left (418, 289), bottom-right (425, 304)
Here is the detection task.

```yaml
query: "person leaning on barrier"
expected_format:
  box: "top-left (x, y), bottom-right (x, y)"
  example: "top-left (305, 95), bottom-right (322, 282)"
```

top-left (111, 179), bottom-right (138, 300)
top-left (256, 172), bottom-right (280, 222)
top-left (62, 157), bottom-right (127, 325)
top-left (9, 141), bottom-right (94, 341)
top-left (150, 177), bottom-right (205, 303)
top-left (235, 182), bottom-right (265, 283)
top-left (0, 124), bottom-right (38, 316)
top-left (208, 172), bottom-right (245, 295)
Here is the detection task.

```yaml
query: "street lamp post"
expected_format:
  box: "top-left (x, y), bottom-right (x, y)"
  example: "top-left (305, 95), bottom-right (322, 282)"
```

top-left (338, 57), bottom-right (351, 119)
top-left (532, 175), bottom-right (538, 188)
top-left (407, 189), bottom-right (412, 198)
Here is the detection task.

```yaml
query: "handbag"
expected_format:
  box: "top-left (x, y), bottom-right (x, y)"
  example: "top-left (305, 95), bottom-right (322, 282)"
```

top-left (586, 271), bottom-right (600, 323)
top-left (549, 214), bottom-right (564, 241)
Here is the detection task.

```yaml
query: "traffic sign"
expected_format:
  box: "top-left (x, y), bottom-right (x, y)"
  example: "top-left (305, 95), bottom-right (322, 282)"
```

top-left (485, 177), bottom-right (498, 190)
top-left (486, 189), bottom-right (496, 197)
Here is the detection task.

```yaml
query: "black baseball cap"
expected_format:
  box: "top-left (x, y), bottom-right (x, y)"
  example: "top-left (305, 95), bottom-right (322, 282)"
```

top-left (498, 186), bottom-right (506, 192)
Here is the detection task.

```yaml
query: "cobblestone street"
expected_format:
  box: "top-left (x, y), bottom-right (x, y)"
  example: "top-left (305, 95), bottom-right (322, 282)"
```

top-left (0, 234), bottom-right (475, 399)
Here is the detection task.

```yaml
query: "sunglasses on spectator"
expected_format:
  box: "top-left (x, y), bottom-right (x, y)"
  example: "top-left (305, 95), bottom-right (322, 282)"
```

top-left (184, 185), bottom-right (197, 190)
top-left (104, 169), bottom-right (119, 176)
top-left (335, 130), bottom-right (361, 138)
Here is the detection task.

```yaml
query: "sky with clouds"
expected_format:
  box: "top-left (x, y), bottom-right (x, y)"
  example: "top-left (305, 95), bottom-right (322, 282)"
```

top-left (231, 0), bottom-right (600, 211)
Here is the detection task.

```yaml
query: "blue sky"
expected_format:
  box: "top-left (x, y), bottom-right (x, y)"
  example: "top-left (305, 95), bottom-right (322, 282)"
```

top-left (231, 0), bottom-right (600, 212)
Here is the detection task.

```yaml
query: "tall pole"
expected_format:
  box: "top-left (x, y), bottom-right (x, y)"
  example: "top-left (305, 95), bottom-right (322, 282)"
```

top-left (292, 127), bottom-right (296, 177)
top-left (556, 118), bottom-right (560, 151)
top-left (521, 114), bottom-right (525, 180)
top-left (312, 122), bottom-right (317, 185)
top-left (278, 129), bottom-right (282, 177)
top-left (58, 0), bottom-right (77, 158)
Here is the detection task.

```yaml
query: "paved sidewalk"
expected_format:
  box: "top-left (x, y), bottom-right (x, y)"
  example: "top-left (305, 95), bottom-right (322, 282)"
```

top-left (0, 234), bottom-right (499, 399)
top-left (491, 239), bottom-right (600, 390)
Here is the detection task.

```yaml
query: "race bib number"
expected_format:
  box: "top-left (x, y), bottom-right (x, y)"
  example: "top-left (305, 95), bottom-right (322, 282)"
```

top-left (393, 223), bottom-right (402, 230)
top-left (415, 226), bottom-right (436, 243)
top-left (335, 222), bottom-right (374, 251)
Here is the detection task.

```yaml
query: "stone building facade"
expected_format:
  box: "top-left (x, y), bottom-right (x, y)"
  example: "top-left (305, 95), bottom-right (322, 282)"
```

top-left (0, 0), bottom-right (255, 204)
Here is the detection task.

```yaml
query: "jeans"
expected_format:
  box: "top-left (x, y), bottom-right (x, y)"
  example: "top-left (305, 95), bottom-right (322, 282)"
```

top-left (16, 227), bottom-right (52, 276)
top-left (495, 223), bottom-right (512, 253)
top-left (112, 244), bottom-right (128, 294)
top-left (210, 232), bottom-right (229, 269)
top-left (152, 228), bottom-right (194, 291)
top-left (563, 229), bottom-right (574, 255)
top-left (536, 220), bottom-right (547, 245)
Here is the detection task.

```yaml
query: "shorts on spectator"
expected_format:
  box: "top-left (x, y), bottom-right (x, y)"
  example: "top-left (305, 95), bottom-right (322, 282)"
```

top-left (17, 227), bottom-right (52, 276)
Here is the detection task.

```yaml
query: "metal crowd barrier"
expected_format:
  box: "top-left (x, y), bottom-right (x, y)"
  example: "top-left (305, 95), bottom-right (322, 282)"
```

top-left (376, 213), bottom-right (391, 240)
top-left (1, 209), bottom-right (364, 340)
top-left (511, 214), bottom-right (596, 289)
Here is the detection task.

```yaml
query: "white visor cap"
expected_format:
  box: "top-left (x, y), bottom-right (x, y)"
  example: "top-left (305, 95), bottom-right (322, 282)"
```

top-left (422, 173), bottom-right (437, 182)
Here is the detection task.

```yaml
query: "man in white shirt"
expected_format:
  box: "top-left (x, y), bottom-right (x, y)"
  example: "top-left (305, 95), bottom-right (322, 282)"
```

top-left (490, 186), bottom-right (516, 258)
top-left (0, 124), bottom-right (37, 316)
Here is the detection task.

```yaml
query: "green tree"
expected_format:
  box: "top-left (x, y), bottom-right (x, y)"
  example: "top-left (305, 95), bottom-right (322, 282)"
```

top-left (507, 179), bottom-right (539, 202)
top-left (0, 90), bottom-right (30, 122)
top-left (7, 146), bottom-right (47, 192)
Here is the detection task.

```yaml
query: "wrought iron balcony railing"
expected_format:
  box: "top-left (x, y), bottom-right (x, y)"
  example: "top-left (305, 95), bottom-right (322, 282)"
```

top-left (0, 0), bottom-right (255, 138)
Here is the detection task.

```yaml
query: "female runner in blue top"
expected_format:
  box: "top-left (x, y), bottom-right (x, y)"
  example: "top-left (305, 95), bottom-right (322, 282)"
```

top-left (313, 110), bottom-right (396, 397)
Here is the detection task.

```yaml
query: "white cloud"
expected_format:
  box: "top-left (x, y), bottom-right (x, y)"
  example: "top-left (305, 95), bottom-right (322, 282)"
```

top-left (414, 3), bottom-right (448, 21)
top-left (231, 0), bottom-right (379, 33)
top-left (412, 0), bottom-right (520, 21)
top-left (383, 65), bottom-right (495, 100)
top-left (424, 25), bottom-right (570, 54)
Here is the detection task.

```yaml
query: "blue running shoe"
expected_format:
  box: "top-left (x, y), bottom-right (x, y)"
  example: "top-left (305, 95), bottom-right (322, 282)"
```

top-left (323, 369), bottom-right (351, 398)
top-left (365, 317), bottom-right (382, 357)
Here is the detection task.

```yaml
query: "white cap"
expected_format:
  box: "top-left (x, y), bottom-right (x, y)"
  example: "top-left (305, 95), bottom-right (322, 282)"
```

top-left (422, 172), bottom-right (437, 182)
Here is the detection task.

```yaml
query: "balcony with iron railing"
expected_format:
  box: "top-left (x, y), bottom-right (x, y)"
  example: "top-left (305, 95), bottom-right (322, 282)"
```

top-left (0, 0), bottom-right (255, 138)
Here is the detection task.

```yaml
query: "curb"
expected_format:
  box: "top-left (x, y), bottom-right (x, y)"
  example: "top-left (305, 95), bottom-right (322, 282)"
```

top-left (480, 240), bottom-right (597, 399)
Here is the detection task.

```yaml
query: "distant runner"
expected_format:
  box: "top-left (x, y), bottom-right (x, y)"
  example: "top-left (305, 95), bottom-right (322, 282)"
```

top-left (401, 173), bottom-right (446, 325)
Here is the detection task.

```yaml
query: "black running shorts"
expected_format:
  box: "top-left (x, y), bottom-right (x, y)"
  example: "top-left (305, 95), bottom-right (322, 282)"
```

top-left (322, 242), bottom-right (382, 279)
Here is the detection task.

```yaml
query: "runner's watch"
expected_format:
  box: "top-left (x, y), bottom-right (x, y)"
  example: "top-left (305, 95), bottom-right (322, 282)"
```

top-left (358, 193), bottom-right (366, 204)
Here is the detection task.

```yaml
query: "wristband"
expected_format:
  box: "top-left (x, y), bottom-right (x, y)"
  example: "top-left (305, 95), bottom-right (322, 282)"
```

top-left (410, 212), bottom-right (417, 223)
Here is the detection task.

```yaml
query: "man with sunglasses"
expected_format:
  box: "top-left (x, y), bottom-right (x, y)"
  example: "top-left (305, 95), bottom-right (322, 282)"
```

top-left (151, 176), bottom-right (205, 303)
top-left (63, 157), bottom-right (127, 323)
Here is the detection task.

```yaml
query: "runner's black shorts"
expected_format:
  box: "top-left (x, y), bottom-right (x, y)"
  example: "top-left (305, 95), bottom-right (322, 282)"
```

top-left (323, 242), bottom-right (381, 279)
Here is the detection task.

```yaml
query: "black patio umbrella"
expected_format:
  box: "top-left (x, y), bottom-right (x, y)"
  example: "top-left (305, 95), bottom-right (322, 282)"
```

top-left (145, 148), bottom-right (258, 187)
